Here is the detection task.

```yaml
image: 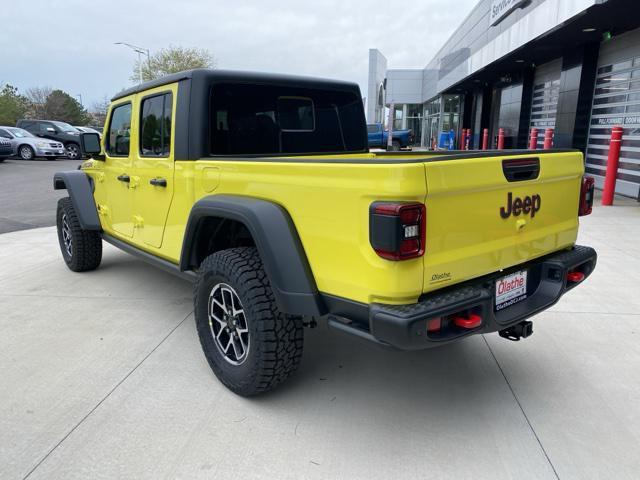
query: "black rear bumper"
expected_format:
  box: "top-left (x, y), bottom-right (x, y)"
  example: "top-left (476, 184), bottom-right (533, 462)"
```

top-left (329, 245), bottom-right (597, 350)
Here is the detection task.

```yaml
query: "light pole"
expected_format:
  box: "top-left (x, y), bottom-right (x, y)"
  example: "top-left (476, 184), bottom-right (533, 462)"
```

top-left (114, 42), bottom-right (151, 84)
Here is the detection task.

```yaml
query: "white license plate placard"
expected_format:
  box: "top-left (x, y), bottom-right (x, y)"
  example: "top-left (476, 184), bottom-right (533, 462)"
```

top-left (495, 270), bottom-right (528, 311)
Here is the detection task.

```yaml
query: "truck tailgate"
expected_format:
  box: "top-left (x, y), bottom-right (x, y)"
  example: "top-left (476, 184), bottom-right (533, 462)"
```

top-left (422, 151), bottom-right (584, 294)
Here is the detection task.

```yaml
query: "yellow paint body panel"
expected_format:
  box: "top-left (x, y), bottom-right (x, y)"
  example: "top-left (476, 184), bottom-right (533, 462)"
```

top-left (422, 151), bottom-right (583, 292)
top-left (83, 81), bottom-right (584, 306)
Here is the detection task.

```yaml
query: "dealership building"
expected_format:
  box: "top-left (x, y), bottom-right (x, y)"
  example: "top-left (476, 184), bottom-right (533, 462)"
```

top-left (367, 0), bottom-right (640, 197)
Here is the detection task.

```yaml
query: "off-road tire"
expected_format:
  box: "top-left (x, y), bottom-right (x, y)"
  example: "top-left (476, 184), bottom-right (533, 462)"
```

top-left (194, 247), bottom-right (304, 396)
top-left (390, 139), bottom-right (401, 151)
top-left (56, 197), bottom-right (102, 272)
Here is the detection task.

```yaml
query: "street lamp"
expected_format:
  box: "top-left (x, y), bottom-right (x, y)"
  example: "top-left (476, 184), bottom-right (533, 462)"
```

top-left (114, 42), bottom-right (151, 84)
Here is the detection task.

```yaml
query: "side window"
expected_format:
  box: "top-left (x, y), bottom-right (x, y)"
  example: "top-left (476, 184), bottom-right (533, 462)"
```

top-left (0, 129), bottom-right (11, 138)
top-left (366, 125), bottom-right (378, 134)
top-left (39, 122), bottom-right (54, 133)
top-left (107, 103), bottom-right (132, 156)
top-left (140, 92), bottom-right (172, 156)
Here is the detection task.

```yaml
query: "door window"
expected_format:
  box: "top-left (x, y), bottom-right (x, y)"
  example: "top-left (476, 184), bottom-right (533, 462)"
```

top-left (0, 129), bottom-right (11, 138)
top-left (107, 103), bottom-right (132, 156)
top-left (39, 122), bottom-right (55, 133)
top-left (140, 93), bottom-right (173, 156)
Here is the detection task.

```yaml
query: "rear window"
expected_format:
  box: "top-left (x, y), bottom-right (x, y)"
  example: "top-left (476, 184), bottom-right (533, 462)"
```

top-left (209, 83), bottom-right (366, 155)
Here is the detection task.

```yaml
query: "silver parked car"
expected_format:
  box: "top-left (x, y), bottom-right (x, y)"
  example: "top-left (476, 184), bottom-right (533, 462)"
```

top-left (0, 126), bottom-right (66, 160)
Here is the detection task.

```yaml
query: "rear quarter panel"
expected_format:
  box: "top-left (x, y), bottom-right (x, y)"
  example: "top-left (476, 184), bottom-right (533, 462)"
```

top-left (161, 158), bottom-right (428, 305)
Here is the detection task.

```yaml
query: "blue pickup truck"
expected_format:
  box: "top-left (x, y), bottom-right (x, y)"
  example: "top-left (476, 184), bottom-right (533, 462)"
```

top-left (367, 123), bottom-right (413, 150)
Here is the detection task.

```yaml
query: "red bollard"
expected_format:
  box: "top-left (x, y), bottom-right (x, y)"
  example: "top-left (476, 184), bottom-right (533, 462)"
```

top-left (460, 129), bottom-right (467, 150)
top-left (482, 128), bottom-right (489, 150)
top-left (543, 128), bottom-right (554, 149)
top-left (602, 126), bottom-right (624, 206)
top-left (497, 128), bottom-right (505, 150)
top-left (529, 128), bottom-right (539, 150)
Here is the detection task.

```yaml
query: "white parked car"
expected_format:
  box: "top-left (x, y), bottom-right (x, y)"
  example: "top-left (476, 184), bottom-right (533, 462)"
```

top-left (0, 126), bottom-right (66, 160)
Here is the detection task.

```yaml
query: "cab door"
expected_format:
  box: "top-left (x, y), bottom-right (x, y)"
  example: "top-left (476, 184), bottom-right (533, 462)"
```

top-left (103, 101), bottom-right (135, 238)
top-left (131, 88), bottom-right (176, 249)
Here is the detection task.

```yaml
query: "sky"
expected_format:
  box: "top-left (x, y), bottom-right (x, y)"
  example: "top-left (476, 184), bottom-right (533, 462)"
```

top-left (0, 0), bottom-right (478, 109)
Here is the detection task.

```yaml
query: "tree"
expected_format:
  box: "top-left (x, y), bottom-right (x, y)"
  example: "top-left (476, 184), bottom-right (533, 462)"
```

top-left (44, 90), bottom-right (90, 124)
top-left (0, 84), bottom-right (29, 125)
top-left (89, 95), bottom-right (110, 127)
top-left (24, 86), bottom-right (53, 118)
top-left (132, 45), bottom-right (215, 83)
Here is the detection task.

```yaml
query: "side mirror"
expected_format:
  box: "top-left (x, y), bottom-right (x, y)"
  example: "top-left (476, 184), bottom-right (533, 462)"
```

top-left (46, 127), bottom-right (56, 133)
top-left (80, 132), bottom-right (104, 160)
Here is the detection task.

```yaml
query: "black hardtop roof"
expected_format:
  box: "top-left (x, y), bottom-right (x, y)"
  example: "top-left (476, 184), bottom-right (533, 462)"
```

top-left (111, 69), bottom-right (361, 101)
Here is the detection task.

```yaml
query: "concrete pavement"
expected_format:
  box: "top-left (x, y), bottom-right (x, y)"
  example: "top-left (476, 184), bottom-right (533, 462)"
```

top-left (0, 197), bottom-right (639, 479)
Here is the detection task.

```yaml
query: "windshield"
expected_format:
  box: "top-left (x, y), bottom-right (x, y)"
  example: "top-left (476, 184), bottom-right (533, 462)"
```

top-left (7, 127), bottom-right (35, 138)
top-left (52, 121), bottom-right (79, 132)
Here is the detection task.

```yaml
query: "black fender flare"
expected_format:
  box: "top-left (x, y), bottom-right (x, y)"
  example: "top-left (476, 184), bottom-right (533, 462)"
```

top-left (180, 195), bottom-right (326, 316)
top-left (53, 170), bottom-right (101, 231)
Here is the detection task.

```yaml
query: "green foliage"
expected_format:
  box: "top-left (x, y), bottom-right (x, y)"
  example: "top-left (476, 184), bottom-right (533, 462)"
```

top-left (44, 90), bottom-right (90, 124)
top-left (132, 45), bottom-right (215, 82)
top-left (0, 84), bottom-right (29, 125)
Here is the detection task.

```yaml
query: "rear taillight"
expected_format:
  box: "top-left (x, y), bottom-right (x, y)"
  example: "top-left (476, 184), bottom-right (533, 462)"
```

top-left (579, 176), bottom-right (595, 216)
top-left (369, 202), bottom-right (426, 260)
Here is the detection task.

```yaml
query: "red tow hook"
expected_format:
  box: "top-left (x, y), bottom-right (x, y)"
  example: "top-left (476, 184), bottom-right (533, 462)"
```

top-left (452, 313), bottom-right (482, 329)
top-left (567, 271), bottom-right (585, 283)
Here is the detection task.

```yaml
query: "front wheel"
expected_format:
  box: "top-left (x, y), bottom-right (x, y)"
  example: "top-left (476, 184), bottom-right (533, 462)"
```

top-left (65, 143), bottom-right (81, 160)
top-left (56, 197), bottom-right (102, 272)
top-left (19, 145), bottom-right (35, 160)
top-left (194, 247), bottom-right (304, 396)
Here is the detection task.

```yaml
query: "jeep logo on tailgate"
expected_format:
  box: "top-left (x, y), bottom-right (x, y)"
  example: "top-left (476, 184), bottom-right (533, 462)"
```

top-left (500, 192), bottom-right (541, 219)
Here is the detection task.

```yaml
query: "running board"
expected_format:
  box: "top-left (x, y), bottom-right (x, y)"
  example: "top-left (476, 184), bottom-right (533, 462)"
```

top-left (102, 234), bottom-right (197, 283)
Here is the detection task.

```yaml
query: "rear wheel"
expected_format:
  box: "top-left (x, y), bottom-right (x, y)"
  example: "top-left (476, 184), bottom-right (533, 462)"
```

top-left (0, 157), bottom-right (6, 163)
top-left (19, 145), bottom-right (35, 160)
top-left (56, 197), bottom-right (102, 272)
top-left (194, 247), bottom-right (304, 396)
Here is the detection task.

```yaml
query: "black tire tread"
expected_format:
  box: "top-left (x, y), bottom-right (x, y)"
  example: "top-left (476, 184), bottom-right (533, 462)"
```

top-left (57, 197), bottom-right (102, 272)
top-left (195, 247), bottom-right (303, 396)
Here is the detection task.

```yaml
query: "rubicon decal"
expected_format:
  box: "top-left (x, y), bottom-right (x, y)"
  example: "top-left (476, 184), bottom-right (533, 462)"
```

top-left (500, 192), bottom-right (541, 219)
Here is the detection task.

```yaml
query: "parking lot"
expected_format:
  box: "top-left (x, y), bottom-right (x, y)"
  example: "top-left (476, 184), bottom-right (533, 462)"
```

top-left (1, 158), bottom-right (639, 479)
top-left (0, 158), bottom-right (81, 234)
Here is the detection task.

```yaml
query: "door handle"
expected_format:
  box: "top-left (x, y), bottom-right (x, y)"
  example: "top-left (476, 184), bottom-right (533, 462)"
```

top-left (149, 177), bottom-right (167, 187)
top-left (117, 174), bottom-right (130, 183)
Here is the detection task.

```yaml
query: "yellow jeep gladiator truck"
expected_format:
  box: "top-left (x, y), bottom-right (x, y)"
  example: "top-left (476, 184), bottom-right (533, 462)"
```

top-left (53, 69), bottom-right (597, 396)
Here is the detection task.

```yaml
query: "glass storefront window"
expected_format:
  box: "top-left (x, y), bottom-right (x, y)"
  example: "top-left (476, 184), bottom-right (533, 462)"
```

top-left (423, 97), bottom-right (442, 148)
top-left (441, 95), bottom-right (461, 136)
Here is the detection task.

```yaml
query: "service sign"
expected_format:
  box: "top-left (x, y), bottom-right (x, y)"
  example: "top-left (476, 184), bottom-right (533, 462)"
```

top-left (490, 0), bottom-right (528, 26)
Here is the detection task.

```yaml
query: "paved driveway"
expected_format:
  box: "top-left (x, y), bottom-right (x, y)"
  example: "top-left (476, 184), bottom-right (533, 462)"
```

top-left (0, 197), bottom-right (639, 479)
